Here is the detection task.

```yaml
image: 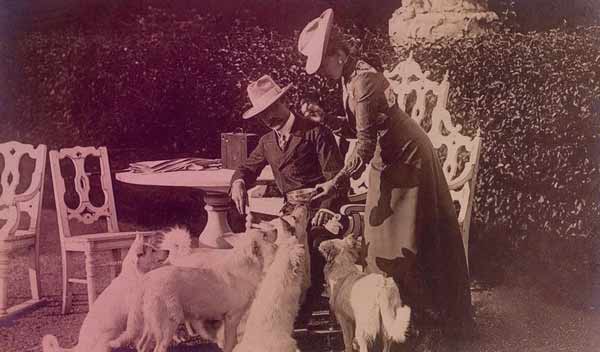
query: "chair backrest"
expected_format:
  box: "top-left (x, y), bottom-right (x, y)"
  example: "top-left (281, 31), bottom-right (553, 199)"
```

top-left (49, 146), bottom-right (120, 240)
top-left (0, 141), bottom-right (47, 241)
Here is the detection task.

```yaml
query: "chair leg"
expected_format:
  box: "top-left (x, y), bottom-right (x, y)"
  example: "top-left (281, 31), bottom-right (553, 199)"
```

top-left (84, 250), bottom-right (97, 310)
top-left (0, 247), bottom-right (10, 317)
top-left (28, 242), bottom-right (41, 301)
top-left (61, 250), bottom-right (73, 315)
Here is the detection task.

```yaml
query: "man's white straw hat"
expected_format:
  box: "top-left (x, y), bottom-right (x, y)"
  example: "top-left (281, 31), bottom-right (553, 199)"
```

top-left (242, 75), bottom-right (291, 119)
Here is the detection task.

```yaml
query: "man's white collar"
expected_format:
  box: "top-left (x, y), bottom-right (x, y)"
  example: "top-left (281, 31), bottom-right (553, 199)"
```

top-left (275, 112), bottom-right (295, 136)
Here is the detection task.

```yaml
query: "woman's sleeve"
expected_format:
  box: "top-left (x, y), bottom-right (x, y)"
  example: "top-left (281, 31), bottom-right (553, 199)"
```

top-left (322, 114), bottom-right (356, 140)
top-left (338, 72), bottom-right (384, 178)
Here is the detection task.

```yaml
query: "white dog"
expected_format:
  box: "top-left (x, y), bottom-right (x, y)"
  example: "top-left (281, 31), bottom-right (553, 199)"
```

top-left (233, 236), bottom-right (305, 352)
top-left (41, 233), bottom-right (167, 352)
top-left (319, 236), bottom-right (411, 352)
top-left (253, 205), bottom-right (311, 295)
top-left (155, 212), bottom-right (306, 347)
top-left (109, 232), bottom-right (277, 352)
top-left (155, 226), bottom-right (273, 346)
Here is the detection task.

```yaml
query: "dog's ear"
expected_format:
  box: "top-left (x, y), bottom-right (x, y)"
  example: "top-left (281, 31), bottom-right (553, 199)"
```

top-left (347, 236), bottom-right (362, 249)
top-left (133, 234), bottom-right (146, 257)
top-left (238, 237), bottom-right (263, 265)
top-left (258, 225), bottom-right (278, 243)
top-left (148, 232), bottom-right (165, 249)
top-left (250, 238), bottom-right (263, 259)
top-left (245, 228), bottom-right (276, 245)
top-left (344, 236), bottom-right (362, 257)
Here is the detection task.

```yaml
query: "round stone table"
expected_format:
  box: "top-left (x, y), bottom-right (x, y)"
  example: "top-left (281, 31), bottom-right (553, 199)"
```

top-left (116, 168), bottom-right (236, 248)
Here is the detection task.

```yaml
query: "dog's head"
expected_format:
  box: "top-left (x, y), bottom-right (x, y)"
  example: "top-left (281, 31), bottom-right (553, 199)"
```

top-left (250, 220), bottom-right (282, 244)
top-left (251, 209), bottom-right (305, 245)
top-left (318, 236), bottom-right (362, 266)
top-left (233, 229), bottom-right (278, 271)
top-left (284, 205), bottom-right (309, 241)
top-left (157, 226), bottom-right (194, 264)
top-left (124, 233), bottom-right (170, 274)
top-left (269, 216), bottom-right (296, 245)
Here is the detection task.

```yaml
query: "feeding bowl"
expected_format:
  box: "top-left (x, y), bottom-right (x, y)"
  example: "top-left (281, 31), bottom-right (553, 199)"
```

top-left (286, 187), bottom-right (317, 205)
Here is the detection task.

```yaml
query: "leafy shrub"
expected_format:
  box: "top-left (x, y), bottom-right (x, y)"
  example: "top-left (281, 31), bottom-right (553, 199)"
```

top-left (489, 0), bottom-right (600, 31)
top-left (398, 28), bottom-right (600, 240)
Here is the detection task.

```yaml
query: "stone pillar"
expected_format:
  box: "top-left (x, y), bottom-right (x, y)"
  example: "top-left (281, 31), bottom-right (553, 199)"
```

top-left (389, 0), bottom-right (499, 46)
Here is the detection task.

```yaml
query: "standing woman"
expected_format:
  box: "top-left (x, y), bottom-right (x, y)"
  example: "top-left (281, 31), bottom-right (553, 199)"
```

top-left (299, 8), bottom-right (473, 348)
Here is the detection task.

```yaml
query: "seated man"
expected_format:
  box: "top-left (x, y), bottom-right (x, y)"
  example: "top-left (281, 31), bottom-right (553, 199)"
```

top-left (230, 74), bottom-right (348, 327)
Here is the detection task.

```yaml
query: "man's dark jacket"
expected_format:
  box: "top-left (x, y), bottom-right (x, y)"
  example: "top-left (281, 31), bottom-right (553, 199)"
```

top-left (231, 116), bottom-right (347, 211)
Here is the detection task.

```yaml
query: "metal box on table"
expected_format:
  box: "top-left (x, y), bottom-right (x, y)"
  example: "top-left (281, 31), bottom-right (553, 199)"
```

top-left (220, 133), bottom-right (259, 170)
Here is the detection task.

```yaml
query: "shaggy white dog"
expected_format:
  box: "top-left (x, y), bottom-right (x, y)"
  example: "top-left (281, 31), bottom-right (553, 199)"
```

top-left (319, 236), bottom-right (411, 352)
top-left (152, 207), bottom-right (310, 348)
top-left (41, 233), bottom-right (167, 352)
top-left (156, 226), bottom-right (279, 345)
top-left (252, 205), bottom-right (311, 296)
top-left (109, 233), bottom-right (277, 352)
top-left (233, 236), bottom-right (306, 352)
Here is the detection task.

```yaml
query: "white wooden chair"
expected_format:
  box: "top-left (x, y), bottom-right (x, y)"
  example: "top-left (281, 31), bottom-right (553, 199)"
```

top-left (0, 141), bottom-right (47, 319)
top-left (49, 146), bottom-right (158, 314)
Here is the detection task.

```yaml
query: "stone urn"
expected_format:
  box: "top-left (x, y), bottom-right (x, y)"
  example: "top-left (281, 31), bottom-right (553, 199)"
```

top-left (389, 0), bottom-right (499, 46)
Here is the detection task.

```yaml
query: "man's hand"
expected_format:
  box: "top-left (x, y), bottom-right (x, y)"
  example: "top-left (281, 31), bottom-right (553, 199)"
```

top-left (230, 180), bottom-right (248, 215)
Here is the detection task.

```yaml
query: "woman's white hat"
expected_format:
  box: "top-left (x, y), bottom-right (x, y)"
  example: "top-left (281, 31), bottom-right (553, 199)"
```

top-left (298, 8), bottom-right (334, 75)
top-left (242, 75), bottom-right (291, 119)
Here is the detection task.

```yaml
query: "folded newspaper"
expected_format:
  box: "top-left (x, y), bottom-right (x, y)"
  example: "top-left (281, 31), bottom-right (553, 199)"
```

top-left (129, 158), bottom-right (222, 174)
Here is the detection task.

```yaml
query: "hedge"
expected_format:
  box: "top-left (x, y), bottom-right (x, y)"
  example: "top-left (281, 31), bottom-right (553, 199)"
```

top-left (1, 5), bottom-right (599, 297)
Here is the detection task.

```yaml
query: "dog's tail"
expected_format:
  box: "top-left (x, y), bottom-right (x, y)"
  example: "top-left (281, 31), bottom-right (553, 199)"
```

top-left (378, 277), bottom-right (411, 343)
top-left (108, 288), bottom-right (145, 349)
top-left (41, 335), bottom-right (74, 352)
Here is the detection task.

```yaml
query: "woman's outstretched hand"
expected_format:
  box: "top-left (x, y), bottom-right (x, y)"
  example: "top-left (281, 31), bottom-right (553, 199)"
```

top-left (312, 179), bottom-right (337, 202)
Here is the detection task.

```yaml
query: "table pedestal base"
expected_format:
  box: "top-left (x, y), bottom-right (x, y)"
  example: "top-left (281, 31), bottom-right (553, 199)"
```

top-left (198, 191), bottom-right (233, 248)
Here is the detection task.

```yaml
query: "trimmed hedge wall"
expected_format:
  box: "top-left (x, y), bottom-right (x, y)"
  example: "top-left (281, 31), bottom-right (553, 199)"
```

top-left (1, 3), bottom-right (599, 301)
